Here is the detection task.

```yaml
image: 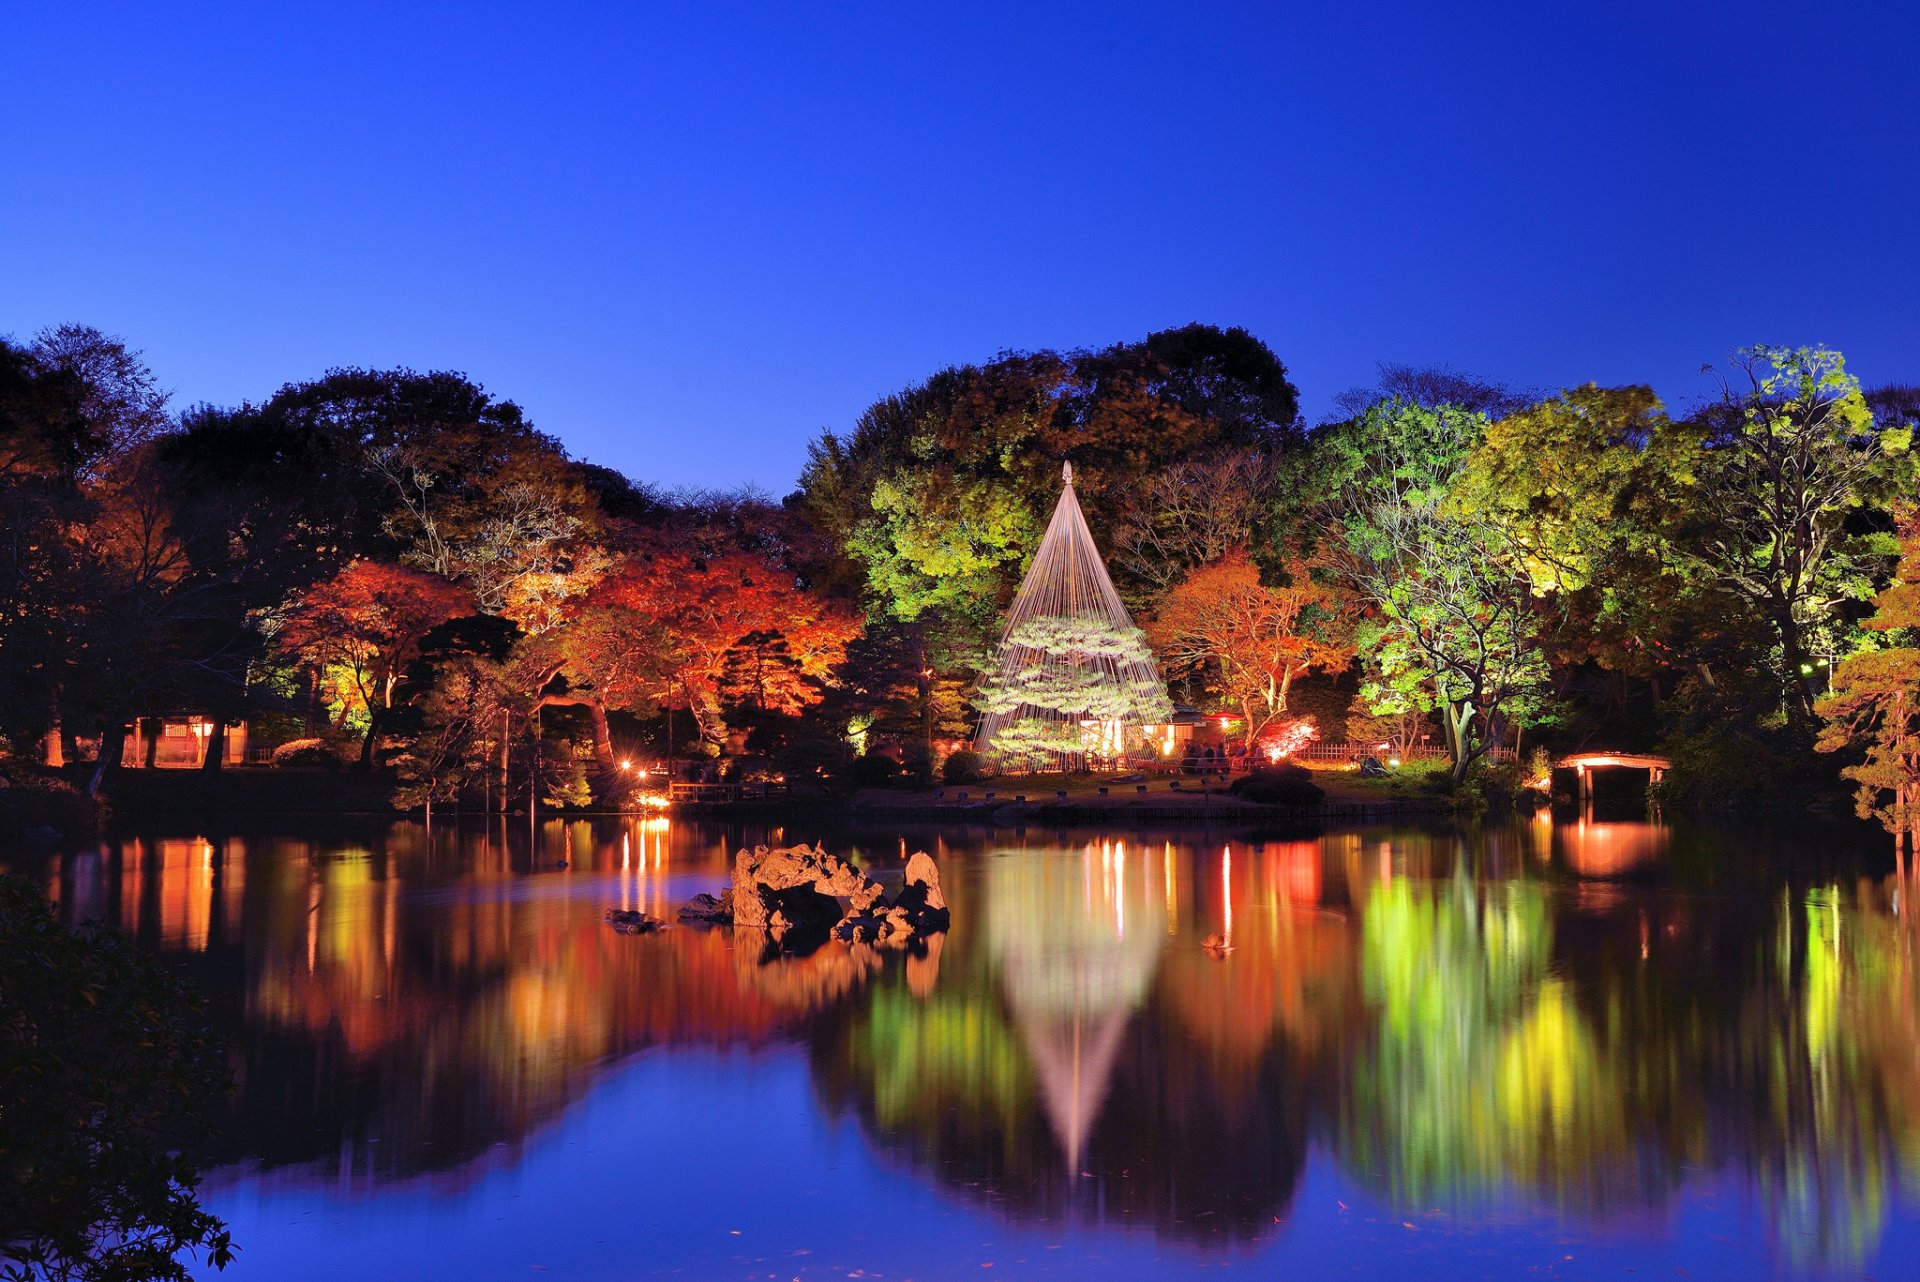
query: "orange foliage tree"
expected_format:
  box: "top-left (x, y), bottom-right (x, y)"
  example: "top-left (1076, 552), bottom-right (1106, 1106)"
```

top-left (564, 551), bottom-right (862, 750)
top-left (1818, 511), bottom-right (1920, 860)
top-left (1149, 549), bottom-right (1354, 749)
top-left (277, 560), bottom-right (472, 757)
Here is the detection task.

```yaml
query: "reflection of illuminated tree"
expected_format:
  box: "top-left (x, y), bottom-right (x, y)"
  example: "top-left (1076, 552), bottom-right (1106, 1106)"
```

top-left (986, 847), bottom-right (1165, 1167)
top-left (1739, 884), bottom-right (1920, 1270)
top-left (815, 842), bottom-right (1320, 1243)
top-left (1341, 875), bottom-right (1631, 1211)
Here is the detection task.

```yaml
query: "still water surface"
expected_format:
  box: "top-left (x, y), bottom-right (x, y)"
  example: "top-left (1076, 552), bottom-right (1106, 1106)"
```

top-left (12, 811), bottom-right (1920, 1280)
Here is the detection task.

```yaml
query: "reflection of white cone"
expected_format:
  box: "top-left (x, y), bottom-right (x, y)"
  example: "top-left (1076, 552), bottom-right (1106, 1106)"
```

top-left (987, 844), bottom-right (1165, 1168)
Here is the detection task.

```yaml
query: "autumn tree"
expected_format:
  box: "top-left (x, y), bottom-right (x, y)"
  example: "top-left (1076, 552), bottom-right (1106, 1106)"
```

top-left (1817, 510), bottom-right (1920, 859)
top-left (557, 549), bottom-right (861, 756)
top-left (1149, 549), bottom-right (1354, 748)
top-left (276, 560), bottom-right (473, 763)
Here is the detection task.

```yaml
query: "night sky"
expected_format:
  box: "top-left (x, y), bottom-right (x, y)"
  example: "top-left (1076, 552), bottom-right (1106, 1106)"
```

top-left (5, 1), bottom-right (1916, 490)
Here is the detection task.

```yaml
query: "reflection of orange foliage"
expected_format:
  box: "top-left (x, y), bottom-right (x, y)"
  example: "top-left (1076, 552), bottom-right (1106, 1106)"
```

top-left (907, 931), bottom-right (944, 1000)
top-left (729, 930), bottom-right (884, 1010)
top-left (1161, 844), bottom-right (1357, 1070)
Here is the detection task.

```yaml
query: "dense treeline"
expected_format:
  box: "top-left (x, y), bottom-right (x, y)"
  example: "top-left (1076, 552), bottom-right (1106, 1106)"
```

top-left (2, 323), bottom-right (1915, 842)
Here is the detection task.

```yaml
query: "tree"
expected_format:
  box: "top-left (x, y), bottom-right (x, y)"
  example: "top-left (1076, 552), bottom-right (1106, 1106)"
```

top-left (0, 877), bottom-right (234, 1282)
top-left (1328, 362), bottom-right (1534, 423)
top-left (975, 615), bottom-right (1173, 768)
top-left (1817, 510), bottom-right (1920, 859)
top-left (1149, 549), bottom-right (1354, 748)
top-left (1323, 401), bottom-right (1551, 782)
top-left (1679, 347), bottom-right (1913, 720)
top-left (28, 326), bottom-right (169, 479)
top-left (1451, 384), bottom-right (1679, 595)
top-left (799, 326), bottom-right (1302, 625)
top-left (573, 550), bottom-right (861, 751)
top-left (275, 560), bottom-right (472, 763)
top-left (1109, 451), bottom-right (1275, 599)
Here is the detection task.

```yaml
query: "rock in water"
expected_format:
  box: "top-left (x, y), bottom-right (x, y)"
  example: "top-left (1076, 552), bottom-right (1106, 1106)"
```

top-left (890, 850), bottom-right (952, 934)
top-left (730, 844), bottom-right (886, 946)
top-left (604, 908), bottom-right (663, 935)
top-left (677, 890), bottom-right (733, 923)
top-left (903, 851), bottom-right (945, 910)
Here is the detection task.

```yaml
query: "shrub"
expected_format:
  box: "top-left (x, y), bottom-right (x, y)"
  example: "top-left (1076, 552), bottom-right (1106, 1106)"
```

top-left (1469, 759), bottom-right (1527, 810)
top-left (941, 750), bottom-right (991, 784)
top-left (776, 737), bottom-right (846, 781)
top-left (271, 738), bottom-right (343, 769)
top-left (899, 741), bottom-right (934, 785)
top-left (1230, 764), bottom-right (1325, 806)
top-left (0, 776), bottom-right (103, 838)
top-left (844, 753), bottom-right (901, 788)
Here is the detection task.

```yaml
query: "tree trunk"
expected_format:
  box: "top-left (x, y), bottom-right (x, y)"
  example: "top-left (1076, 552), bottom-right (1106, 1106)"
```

top-left (1445, 700), bottom-right (1478, 784)
top-left (359, 711), bottom-right (380, 770)
top-left (305, 667), bottom-right (323, 735)
top-left (201, 719), bottom-right (227, 771)
top-left (88, 722), bottom-right (127, 798)
top-left (499, 710), bottom-right (511, 811)
top-left (1777, 608), bottom-right (1817, 722)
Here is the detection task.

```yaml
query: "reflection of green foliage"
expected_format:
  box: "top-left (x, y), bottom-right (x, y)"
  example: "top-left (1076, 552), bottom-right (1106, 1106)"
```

top-left (0, 877), bottom-right (234, 1282)
top-left (1342, 875), bottom-right (1628, 1211)
top-left (1750, 884), bottom-right (1915, 1271)
top-left (844, 982), bottom-right (1033, 1156)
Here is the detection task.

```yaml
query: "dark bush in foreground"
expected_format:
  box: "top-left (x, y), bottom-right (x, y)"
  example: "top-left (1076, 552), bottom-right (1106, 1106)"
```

top-left (0, 775), bottom-right (102, 839)
top-left (0, 876), bottom-right (233, 1282)
top-left (941, 750), bottom-right (991, 784)
top-left (1229, 764), bottom-right (1324, 806)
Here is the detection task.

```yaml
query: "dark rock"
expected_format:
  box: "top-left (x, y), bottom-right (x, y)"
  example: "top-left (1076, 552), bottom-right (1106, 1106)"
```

top-left (604, 907), bottom-right (663, 935)
top-left (677, 890), bottom-right (733, 923)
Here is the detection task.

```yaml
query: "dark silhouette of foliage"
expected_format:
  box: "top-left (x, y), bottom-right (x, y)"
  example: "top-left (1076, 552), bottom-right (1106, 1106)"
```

top-left (0, 877), bottom-right (233, 1282)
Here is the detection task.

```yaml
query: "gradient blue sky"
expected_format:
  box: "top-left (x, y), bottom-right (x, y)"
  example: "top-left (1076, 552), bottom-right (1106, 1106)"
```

top-left (4, 2), bottom-right (1916, 492)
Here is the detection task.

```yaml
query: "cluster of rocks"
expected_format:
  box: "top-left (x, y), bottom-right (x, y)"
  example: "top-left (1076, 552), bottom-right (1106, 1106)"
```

top-left (831, 851), bottom-right (949, 946)
top-left (668, 843), bottom-right (950, 950)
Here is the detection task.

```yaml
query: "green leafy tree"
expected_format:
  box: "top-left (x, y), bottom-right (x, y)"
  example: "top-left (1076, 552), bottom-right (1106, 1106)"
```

top-left (1321, 400), bottom-right (1551, 781)
top-left (1679, 347), bottom-right (1914, 720)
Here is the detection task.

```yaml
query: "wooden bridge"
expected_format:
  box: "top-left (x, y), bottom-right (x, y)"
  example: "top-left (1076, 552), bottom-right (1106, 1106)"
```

top-left (1532, 751), bottom-right (1673, 799)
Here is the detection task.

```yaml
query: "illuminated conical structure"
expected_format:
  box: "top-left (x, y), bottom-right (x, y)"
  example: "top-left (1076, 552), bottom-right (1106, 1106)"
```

top-left (974, 463), bottom-right (1173, 770)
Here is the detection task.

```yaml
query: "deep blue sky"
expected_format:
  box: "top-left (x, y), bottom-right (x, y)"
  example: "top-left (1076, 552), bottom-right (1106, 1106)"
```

top-left (5, 2), bottom-right (1917, 491)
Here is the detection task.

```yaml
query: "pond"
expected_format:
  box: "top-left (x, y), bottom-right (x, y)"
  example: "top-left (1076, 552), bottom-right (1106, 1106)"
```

top-left (9, 809), bottom-right (1920, 1280)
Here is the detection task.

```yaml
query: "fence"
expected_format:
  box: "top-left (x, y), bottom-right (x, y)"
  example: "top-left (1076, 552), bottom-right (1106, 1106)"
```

top-left (1291, 742), bottom-right (1514, 765)
top-left (667, 781), bottom-right (790, 805)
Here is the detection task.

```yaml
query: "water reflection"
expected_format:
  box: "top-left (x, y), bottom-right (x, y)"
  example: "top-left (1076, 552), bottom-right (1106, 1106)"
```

top-left (8, 814), bottom-right (1919, 1274)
